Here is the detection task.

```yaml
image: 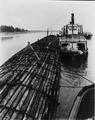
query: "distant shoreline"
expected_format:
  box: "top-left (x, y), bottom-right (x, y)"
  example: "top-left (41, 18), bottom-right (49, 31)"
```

top-left (0, 25), bottom-right (29, 33)
top-left (0, 31), bottom-right (30, 35)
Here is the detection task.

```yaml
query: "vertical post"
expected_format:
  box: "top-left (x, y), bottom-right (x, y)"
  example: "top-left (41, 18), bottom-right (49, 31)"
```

top-left (47, 28), bottom-right (49, 36)
top-left (71, 13), bottom-right (74, 36)
top-left (71, 13), bottom-right (74, 48)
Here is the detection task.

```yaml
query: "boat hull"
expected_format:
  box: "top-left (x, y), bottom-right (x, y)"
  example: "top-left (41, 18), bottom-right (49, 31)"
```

top-left (60, 50), bottom-right (88, 62)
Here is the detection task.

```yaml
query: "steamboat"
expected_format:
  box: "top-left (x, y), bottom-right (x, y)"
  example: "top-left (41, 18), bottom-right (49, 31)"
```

top-left (59, 13), bottom-right (88, 61)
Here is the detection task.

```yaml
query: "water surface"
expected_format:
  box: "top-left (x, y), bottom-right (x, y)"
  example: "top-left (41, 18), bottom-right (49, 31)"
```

top-left (0, 32), bottom-right (47, 65)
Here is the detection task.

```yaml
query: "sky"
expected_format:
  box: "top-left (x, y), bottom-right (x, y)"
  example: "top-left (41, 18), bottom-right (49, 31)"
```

top-left (0, 0), bottom-right (95, 33)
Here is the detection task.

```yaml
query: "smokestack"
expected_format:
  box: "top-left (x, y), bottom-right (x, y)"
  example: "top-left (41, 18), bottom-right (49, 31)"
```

top-left (71, 13), bottom-right (74, 24)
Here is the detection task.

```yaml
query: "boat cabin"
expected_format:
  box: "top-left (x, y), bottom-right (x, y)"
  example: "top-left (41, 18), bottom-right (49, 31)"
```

top-left (59, 13), bottom-right (88, 54)
top-left (59, 39), bottom-right (88, 53)
top-left (60, 13), bottom-right (83, 37)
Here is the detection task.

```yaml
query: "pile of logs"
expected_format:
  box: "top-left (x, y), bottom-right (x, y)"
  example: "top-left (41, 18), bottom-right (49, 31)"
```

top-left (0, 35), bottom-right (60, 120)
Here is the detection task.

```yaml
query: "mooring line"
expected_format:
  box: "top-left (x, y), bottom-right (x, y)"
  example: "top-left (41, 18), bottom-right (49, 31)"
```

top-left (60, 85), bottom-right (85, 88)
top-left (59, 62), bottom-right (94, 84)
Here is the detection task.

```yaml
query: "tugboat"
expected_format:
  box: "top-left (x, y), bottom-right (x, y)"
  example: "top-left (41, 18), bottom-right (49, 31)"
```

top-left (59, 13), bottom-right (88, 61)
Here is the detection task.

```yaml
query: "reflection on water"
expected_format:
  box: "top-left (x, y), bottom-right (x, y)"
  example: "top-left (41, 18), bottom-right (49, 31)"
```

top-left (61, 56), bottom-right (88, 70)
top-left (1, 36), bottom-right (14, 40)
top-left (61, 57), bottom-right (92, 87)
top-left (56, 55), bottom-right (93, 119)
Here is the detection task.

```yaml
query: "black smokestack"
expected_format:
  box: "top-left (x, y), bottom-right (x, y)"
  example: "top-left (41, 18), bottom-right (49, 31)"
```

top-left (71, 13), bottom-right (74, 24)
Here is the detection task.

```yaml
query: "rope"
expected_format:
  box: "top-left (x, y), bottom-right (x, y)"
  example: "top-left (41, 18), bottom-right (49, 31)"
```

top-left (60, 85), bottom-right (86, 88)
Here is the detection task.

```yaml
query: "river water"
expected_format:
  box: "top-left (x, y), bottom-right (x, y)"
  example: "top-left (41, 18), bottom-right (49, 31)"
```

top-left (0, 32), bottom-right (47, 65)
top-left (0, 32), bottom-right (95, 119)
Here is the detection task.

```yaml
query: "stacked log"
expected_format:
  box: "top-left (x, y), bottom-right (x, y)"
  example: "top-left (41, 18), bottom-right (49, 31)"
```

top-left (0, 35), bottom-right (60, 120)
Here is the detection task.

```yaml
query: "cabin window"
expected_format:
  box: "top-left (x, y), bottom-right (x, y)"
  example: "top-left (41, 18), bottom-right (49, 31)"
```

top-left (78, 43), bottom-right (85, 51)
top-left (62, 43), bottom-right (68, 47)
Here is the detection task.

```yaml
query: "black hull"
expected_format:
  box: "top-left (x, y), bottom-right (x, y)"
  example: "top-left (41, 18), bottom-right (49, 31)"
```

top-left (60, 50), bottom-right (88, 67)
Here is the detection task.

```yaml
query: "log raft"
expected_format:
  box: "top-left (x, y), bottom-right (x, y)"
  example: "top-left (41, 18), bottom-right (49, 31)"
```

top-left (0, 35), bottom-right (60, 120)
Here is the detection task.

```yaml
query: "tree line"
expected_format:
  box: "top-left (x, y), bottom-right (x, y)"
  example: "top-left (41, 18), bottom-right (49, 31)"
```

top-left (0, 25), bottom-right (29, 32)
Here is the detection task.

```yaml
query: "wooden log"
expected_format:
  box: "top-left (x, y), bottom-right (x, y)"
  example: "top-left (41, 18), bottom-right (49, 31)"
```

top-left (0, 35), bottom-right (60, 120)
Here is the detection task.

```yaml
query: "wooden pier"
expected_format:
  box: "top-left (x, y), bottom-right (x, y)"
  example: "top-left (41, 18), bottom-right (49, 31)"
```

top-left (0, 35), bottom-right (61, 120)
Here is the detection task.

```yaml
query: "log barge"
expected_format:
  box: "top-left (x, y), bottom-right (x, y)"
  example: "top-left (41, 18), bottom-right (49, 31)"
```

top-left (0, 35), bottom-right (60, 120)
top-left (0, 35), bottom-right (94, 120)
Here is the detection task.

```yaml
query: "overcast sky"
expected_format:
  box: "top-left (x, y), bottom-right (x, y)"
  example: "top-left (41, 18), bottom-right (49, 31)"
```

top-left (0, 0), bottom-right (95, 33)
